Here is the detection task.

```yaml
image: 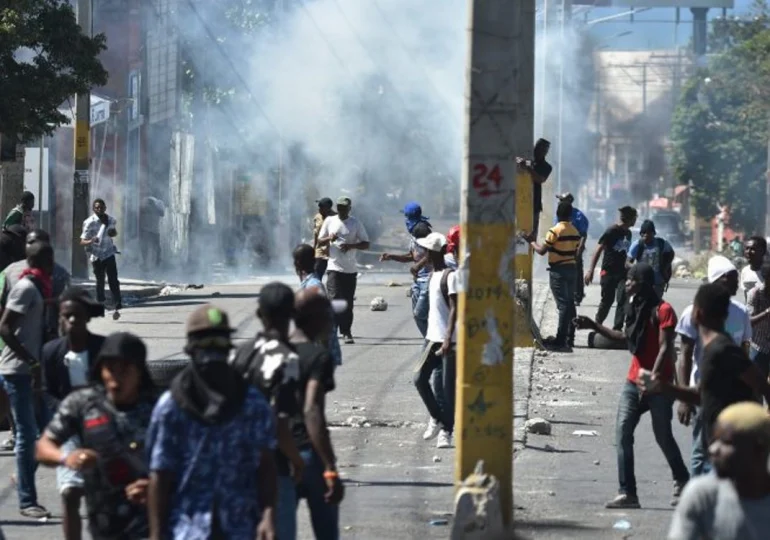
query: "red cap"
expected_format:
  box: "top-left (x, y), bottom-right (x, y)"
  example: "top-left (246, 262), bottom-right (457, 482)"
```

top-left (447, 225), bottom-right (461, 253)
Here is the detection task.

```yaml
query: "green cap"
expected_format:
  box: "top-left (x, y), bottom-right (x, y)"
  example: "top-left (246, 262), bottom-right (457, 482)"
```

top-left (337, 196), bottom-right (352, 207)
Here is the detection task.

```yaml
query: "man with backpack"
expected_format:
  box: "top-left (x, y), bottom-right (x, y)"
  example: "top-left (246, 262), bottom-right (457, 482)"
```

top-left (413, 232), bottom-right (457, 450)
top-left (628, 219), bottom-right (675, 298)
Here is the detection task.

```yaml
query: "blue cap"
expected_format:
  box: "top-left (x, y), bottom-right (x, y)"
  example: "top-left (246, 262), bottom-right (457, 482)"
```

top-left (402, 202), bottom-right (423, 219)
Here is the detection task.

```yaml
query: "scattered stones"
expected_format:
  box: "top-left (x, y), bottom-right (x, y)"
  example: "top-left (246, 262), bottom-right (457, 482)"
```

top-left (547, 491), bottom-right (555, 496)
top-left (344, 416), bottom-right (368, 427)
top-left (524, 418), bottom-right (552, 435)
top-left (387, 280), bottom-right (402, 287)
top-left (544, 444), bottom-right (556, 452)
top-left (593, 460), bottom-right (601, 466)
top-left (370, 297), bottom-right (388, 311)
top-left (572, 430), bottom-right (598, 437)
top-left (432, 455), bottom-right (442, 463)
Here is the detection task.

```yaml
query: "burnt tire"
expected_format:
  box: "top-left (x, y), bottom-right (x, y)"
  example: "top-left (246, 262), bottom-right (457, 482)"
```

top-left (147, 358), bottom-right (189, 389)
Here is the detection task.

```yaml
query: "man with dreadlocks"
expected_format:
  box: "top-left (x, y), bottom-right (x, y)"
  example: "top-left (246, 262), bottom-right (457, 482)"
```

top-left (575, 262), bottom-right (689, 509)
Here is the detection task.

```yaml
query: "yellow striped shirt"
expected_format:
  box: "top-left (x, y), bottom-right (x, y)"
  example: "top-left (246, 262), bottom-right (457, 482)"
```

top-left (545, 221), bottom-right (580, 267)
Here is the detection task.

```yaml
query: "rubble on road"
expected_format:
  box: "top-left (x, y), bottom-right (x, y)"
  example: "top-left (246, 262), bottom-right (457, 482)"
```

top-left (524, 418), bottom-right (552, 435)
top-left (370, 296), bottom-right (388, 311)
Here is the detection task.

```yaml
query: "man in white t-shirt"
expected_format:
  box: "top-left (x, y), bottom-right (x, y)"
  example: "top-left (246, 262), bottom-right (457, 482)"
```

top-left (740, 236), bottom-right (767, 303)
top-left (412, 232), bottom-right (457, 449)
top-left (317, 197), bottom-right (370, 344)
top-left (675, 255), bottom-right (751, 477)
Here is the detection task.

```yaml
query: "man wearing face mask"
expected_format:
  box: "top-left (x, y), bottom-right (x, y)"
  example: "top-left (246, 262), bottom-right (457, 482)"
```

top-left (147, 305), bottom-right (278, 540)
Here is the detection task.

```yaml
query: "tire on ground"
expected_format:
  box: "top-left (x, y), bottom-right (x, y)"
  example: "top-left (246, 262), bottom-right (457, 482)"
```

top-left (147, 358), bottom-right (189, 389)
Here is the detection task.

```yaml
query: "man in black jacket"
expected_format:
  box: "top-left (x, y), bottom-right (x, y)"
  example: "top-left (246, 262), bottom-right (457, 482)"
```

top-left (41, 287), bottom-right (104, 540)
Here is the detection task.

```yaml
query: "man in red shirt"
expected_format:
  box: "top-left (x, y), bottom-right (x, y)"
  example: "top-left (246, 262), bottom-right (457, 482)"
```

top-left (575, 262), bottom-right (689, 509)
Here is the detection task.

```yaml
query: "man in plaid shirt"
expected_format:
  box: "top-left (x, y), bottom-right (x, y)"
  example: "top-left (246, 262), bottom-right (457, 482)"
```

top-left (79, 199), bottom-right (122, 319)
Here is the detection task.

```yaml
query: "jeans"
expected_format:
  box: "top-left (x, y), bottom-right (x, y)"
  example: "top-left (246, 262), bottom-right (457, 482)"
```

top-left (3, 374), bottom-right (40, 509)
top-left (596, 272), bottom-right (628, 331)
top-left (56, 437), bottom-right (84, 494)
top-left (411, 279), bottom-right (430, 338)
top-left (690, 408), bottom-right (710, 477)
top-left (276, 449), bottom-right (340, 540)
top-left (314, 258), bottom-right (328, 279)
top-left (575, 252), bottom-right (585, 304)
top-left (549, 265), bottom-right (577, 346)
top-left (413, 342), bottom-right (456, 432)
top-left (326, 271), bottom-right (357, 336)
top-left (140, 230), bottom-right (161, 269)
top-left (616, 381), bottom-right (689, 496)
top-left (92, 255), bottom-right (122, 308)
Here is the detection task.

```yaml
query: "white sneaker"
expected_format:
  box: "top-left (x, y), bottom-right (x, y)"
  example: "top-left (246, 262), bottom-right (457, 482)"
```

top-left (436, 430), bottom-right (453, 449)
top-left (423, 418), bottom-right (440, 440)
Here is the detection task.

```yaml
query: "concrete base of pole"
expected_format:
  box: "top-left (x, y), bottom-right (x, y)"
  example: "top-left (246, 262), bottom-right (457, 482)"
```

top-left (451, 460), bottom-right (507, 540)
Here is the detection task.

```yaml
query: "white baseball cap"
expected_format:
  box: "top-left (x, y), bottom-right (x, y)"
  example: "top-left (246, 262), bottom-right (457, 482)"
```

top-left (707, 255), bottom-right (737, 283)
top-left (416, 232), bottom-right (448, 253)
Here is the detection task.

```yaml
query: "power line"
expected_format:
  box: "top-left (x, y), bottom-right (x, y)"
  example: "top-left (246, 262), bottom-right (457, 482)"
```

top-left (184, 0), bottom-right (283, 138)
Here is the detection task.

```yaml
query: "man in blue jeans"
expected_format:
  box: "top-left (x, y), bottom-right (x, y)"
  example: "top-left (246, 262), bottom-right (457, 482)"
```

top-left (528, 201), bottom-right (580, 351)
top-left (0, 242), bottom-right (54, 518)
top-left (575, 263), bottom-right (689, 509)
top-left (675, 256), bottom-right (752, 477)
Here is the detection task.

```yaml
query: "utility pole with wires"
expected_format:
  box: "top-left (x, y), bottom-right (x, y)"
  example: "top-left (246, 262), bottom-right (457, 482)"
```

top-left (72, 0), bottom-right (93, 278)
top-left (454, 0), bottom-right (535, 529)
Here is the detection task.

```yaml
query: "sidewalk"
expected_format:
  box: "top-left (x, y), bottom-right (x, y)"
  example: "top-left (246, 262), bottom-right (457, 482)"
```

top-left (512, 282), bottom-right (694, 539)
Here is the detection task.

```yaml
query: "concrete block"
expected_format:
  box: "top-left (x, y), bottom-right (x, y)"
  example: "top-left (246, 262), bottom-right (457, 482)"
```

top-left (451, 461), bottom-right (507, 540)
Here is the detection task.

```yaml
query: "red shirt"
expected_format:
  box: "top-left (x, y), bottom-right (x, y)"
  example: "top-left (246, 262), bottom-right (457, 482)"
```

top-left (626, 301), bottom-right (677, 384)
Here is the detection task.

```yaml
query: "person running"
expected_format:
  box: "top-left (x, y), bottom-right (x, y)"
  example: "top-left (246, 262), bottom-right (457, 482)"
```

top-left (229, 283), bottom-right (304, 539)
top-left (312, 198), bottom-right (337, 279)
top-left (585, 206), bottom-right (637, 331)
top-left (748, 262), bottom-right (770, 381)
top-left (380, 216), bottom-right (433, 337)
top-left (293, 244), bottom-right (342, 368)
top-left (554, 193), bottom-right (589, 305)
top-left (413, 232), bottom-right (457, 449)
top-left (574, 262), bottom-right (689, 509)
top-left (283, 288), bottom-right (344, 539)
top-left (517, 138), bottom-right (552, 237)
top-left (80, 199), bottom-right (122, 320)
top-left (648, 283), bottom-right (770, 471)
top-left (148, 305), bottom-right (277, 540)
top-left (0, 242), bottom-right (54, 519)
top-left (668, 401), bottom-right (770, 540)
top-left (36, 332), bottom-right (156, 540)
top-left (40, 287), bottom-right (105, 540)
top-left (741, 236), bottom-right (767, 303)
top-left (675, 256), bottom-right (751, 478)
top-left (317, 197), bottom-right (370, 344)
top-left (3, 191), bottom-right (35, 231)
top-left (627, 219), bottom-right (675, 298)
top-left (528, 201), bottom-right (580, 351)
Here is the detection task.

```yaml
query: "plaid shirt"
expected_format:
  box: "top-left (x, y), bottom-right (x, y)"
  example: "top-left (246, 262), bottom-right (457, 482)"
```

top-left (80, 214), bottom-right (118, 262)
top-left (748, 283), bottom-right (770, 353)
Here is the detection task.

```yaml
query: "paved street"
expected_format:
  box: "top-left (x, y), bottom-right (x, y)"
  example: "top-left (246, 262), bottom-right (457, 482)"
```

top-left (514, 278), bottom-right (701, 539)
top-left (0, 270), bottom-right (544, 539)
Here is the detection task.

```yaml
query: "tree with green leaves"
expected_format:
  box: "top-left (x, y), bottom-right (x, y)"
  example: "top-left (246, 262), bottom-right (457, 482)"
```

top-left (670, 4), bottom-right (770, 234)
top-left (0, 0), bottom-right (108, 141)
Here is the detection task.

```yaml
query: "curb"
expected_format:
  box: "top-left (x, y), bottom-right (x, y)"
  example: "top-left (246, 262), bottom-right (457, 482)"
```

top-left (515, 283), bottom-right (553, 453)
top-left (76, 284), bottom-right (165, 303)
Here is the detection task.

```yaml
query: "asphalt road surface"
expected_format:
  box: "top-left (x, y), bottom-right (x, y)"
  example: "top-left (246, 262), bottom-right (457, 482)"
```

top-left (0, 271), bottom-right (472, 540)
top-left (514, 278), bottom-right (705, 539)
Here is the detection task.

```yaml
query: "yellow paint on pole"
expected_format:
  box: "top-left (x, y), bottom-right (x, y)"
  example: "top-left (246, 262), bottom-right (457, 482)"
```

top-left (74, 120), bottom-right (90, 163)
top-left (455, 223), bottom-right (516, 523)
top-left (514, 170), bottom-right (534, 347)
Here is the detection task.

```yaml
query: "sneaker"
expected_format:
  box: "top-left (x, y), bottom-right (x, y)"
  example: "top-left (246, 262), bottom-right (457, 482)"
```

top-left (605, 493), bottom-right (640, 509)
top-left (423, 418), bottom-right (440, 440)
top-left (0, 437), bottom-right (15, 451)
top-left (343, 335), bottom-right (355, 344)
top-left (436, 430), bottom-right (454, 449)
top-left (671, 481), bottom-right (687, 507)
top-left (20, 505), bottom-right (50, 519)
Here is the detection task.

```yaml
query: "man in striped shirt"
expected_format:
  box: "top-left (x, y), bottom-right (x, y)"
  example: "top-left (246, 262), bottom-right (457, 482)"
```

top-left (528, 202), bottom-right (581, 352)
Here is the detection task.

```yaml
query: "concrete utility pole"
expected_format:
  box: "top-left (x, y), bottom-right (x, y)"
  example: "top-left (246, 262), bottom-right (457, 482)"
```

top-left (72, 0), bottom-right (93, 278)
top-left (456, 0), bottom-right (535, 527)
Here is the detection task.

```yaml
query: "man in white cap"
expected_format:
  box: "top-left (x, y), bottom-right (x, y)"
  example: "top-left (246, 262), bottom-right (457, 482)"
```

top-left (674, 255), bottom-right (752, 477)
top-left (412, 232), bottom-right (457, 450)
